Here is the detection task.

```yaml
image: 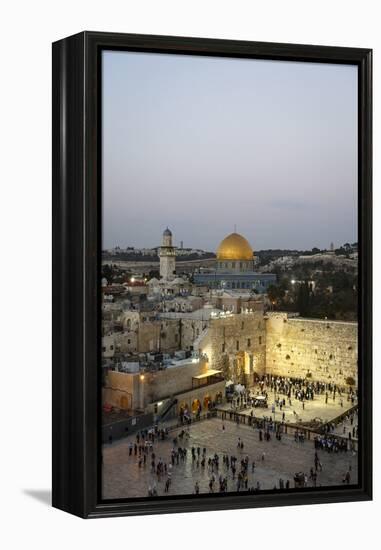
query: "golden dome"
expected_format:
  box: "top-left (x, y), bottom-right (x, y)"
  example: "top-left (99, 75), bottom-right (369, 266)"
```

top-left (216, 232), bottom-right (254, 261)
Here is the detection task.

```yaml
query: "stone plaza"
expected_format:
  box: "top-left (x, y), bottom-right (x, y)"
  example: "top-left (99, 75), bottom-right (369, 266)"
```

top-left (102, 415), bottom-right (357, 499)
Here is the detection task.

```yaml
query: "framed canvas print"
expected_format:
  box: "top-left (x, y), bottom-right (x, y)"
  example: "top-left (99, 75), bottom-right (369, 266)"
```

top-left (52, 32), bottom-right (372, 518)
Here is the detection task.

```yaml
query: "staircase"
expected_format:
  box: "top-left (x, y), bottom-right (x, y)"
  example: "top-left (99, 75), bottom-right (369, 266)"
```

top-left (193, 327), bottom-right (209, 351)
top-left (159, 398), bottom-right (178, 422)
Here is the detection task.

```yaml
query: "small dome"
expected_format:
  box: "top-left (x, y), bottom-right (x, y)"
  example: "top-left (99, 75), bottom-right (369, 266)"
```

top-left (163, 227), bottom-right (172, 236)
top-left (216, 232), bottom-right (253, 261)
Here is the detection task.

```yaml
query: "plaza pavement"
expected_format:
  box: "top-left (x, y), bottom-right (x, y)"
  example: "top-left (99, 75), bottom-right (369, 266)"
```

top-left (221, 388), bottom-right (357, 427)
top-left (102, 416), bottom-right (357, 500)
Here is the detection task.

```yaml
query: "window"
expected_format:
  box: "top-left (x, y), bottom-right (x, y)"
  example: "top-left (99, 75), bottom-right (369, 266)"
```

top-left (102, 346), bottom-right (106, 352)
top-left (236, 340), bottom-right (239, 351)
top-left (222, 343), bottom-right (225, 353)
top-left (241, 321), bottom-right (244, 329)
top-left (259, 336), bottom-right (262, 345)
top-left (127, 339), bottom-right (131, 344)
top-left (232, 262), bottom-right (236, 268)
top-left (247, 338), bottom-right (251, 347)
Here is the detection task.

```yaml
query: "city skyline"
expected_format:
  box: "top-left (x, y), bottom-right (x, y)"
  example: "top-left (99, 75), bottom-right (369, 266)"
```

top-left (102, 231), bottom-right (357, 253)
top-left (102, 51), bottom-right (358, 250)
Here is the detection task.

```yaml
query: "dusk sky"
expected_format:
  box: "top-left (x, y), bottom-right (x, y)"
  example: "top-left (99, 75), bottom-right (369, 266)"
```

top-left (102, 50), bottom-right (358, 252)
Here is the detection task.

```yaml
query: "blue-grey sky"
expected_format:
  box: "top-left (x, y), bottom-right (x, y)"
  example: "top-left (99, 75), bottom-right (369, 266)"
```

top-left (102, 50), bottom-right (358, 252)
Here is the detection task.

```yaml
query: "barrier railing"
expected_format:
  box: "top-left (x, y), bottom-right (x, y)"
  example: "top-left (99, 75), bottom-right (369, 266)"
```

top-left (318, 405), bottom-right (358, 434)
top-left (214, 408), bottom-right (358, 451)
top-left (164, 411), bottom-right (217, 433)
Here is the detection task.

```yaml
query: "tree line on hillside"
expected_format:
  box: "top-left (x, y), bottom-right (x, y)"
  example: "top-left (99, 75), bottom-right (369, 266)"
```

top-left (267, 269), bottom-right (358, 321)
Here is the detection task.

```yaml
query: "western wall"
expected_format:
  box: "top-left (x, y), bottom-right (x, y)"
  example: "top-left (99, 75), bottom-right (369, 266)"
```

top-left (264, 313), bottom-right (358, 387)
top-left (198, 312), bottom-right (358, 388)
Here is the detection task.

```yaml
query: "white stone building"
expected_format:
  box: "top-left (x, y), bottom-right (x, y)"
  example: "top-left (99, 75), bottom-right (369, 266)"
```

top-left (159, 227), bottom-right (176, 280)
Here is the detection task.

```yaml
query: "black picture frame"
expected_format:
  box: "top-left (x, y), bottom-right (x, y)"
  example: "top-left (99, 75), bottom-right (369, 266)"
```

top-left (52, 31), bottom-right (372, 519)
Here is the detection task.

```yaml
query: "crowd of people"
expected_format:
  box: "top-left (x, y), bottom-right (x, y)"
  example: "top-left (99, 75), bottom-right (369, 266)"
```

top-left (256, 374), bottom-right (357, 402)
top-left (323, 408), bottom-right (358, 439)
top-left (121, 415), bottom-right (355, 498)
top-left (118, 373), bottom-right (359, 497)
top-left (223, 374), bottom-right (359, 438)
top-left (314, 434), bottom-right (352, 453)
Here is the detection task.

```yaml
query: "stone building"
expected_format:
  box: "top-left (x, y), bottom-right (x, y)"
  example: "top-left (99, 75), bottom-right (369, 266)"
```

top-left (195, 311), bottom-right (267, 386)
top-left (103, 356), bottom-right (225, 416)
top-left (193, 231), bottom-right (276, 292)
top-left (159, 227), bottom-right (176, 280)
top-left (115, 311), bottom-right (181, 354)
top-left (210, 290), bottom-right (264, 314)
top-left (159, 305), bottom-right (222, 351)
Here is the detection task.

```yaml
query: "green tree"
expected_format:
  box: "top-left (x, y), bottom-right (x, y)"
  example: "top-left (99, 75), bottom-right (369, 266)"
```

top-left (102, 264), bottom-right (114, 283)
top-left (297, 281), bottom-right (311, 316)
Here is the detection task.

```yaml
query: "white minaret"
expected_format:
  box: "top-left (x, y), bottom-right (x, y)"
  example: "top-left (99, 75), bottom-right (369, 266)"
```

top-left (159, 227), bottom-right (176, 280)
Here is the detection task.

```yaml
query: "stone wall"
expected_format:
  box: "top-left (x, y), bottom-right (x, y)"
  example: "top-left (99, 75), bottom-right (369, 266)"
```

top-left (265, 313), bottom-right (358, 387)
top-left (112, 318), bottom-right (181, 354)
top-left (104, 358), bottom-right (210, 410)
top-left (143, 359), bottom-right (209, 403)
top-left (104, 370), bottom-right (140, 410)
top-left (197, 312), bottom-right (267, 385)
top-left (180, 319), bottom-right (208, 351)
